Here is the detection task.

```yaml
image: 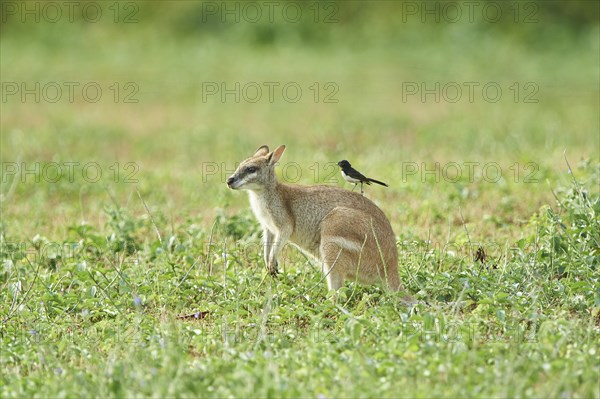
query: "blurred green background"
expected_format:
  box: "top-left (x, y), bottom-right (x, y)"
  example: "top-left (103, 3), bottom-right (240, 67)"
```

top-left (1, 0), bottom-right (598, 242)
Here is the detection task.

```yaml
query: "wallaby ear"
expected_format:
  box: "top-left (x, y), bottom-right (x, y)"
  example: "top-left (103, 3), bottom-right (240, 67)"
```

top-left (268, 145), bottom-right (286, 165)
top-left (254, 145), bottom-right (270, 157)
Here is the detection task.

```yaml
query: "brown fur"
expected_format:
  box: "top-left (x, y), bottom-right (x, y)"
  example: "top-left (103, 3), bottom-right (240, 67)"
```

top-left (226, 145), bottom-right (410, 296)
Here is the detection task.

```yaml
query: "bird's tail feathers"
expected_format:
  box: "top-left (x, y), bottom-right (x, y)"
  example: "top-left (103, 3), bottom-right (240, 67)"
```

top-left (368, 178), bottom-right (389, 187)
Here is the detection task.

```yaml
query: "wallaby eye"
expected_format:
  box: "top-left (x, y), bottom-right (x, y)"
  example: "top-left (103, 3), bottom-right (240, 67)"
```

top-left (245, 166), bottom-right (258, 174)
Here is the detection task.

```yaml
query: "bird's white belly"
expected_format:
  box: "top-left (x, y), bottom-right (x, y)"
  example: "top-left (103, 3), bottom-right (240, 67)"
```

top-left (341, 170), bottom-right (360, 183)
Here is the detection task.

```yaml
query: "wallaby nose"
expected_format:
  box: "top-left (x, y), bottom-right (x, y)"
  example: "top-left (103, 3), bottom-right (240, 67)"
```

top-left (226, 176), bottom-right (235, 187)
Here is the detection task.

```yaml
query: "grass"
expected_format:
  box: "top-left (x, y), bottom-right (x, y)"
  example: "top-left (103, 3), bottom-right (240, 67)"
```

top-left (1, 2), bottom-right (599, 398)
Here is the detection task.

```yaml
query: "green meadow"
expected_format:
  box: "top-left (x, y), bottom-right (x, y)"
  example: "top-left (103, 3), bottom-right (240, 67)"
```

top-left (1, 1), bottom-right (599, 397)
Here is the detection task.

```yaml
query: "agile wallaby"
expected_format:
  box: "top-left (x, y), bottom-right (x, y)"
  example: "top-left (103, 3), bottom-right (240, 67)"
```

top-left (226, 145), bottom-right (408, 295)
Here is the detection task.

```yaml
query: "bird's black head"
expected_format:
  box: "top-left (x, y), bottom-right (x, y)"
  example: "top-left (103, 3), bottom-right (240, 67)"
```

top-left (337, 160), bottom-right (351, 168)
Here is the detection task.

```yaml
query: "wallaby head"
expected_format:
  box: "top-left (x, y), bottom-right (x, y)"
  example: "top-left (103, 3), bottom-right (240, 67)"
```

top-left (226, 145), bottom-right (286, 191)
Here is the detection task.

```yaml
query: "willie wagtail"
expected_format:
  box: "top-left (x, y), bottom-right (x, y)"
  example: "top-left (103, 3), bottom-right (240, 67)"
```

top-left (337, 160), bottom-right (389, 194)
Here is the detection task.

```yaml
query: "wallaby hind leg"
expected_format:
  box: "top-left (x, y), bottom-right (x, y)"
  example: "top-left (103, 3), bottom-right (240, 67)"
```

top-left (320, 209), bottom-right (369, 291)
top-left (319, 240), bottom-right (350, 291)
top-left (325, 265), bottom-right (344, 291)
top-left (320, 207), bottom-right (407, 291)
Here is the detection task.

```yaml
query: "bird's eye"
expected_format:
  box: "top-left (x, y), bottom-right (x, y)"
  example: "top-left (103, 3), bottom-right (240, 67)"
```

top-left (246, 166), bottom-right (258, 174)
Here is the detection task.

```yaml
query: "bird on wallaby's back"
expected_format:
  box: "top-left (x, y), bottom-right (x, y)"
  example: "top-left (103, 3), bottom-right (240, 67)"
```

top-left (227, 144), bottom-right (413, 303)
top-left (337, 160), bottom-right (388, 194)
